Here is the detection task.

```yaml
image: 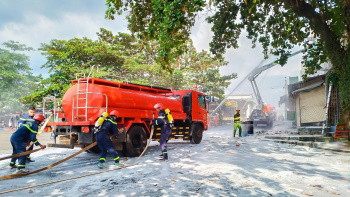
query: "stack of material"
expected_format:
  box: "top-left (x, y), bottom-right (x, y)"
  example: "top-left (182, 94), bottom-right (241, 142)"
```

top-left (334, 123), bottom-right (349, 140)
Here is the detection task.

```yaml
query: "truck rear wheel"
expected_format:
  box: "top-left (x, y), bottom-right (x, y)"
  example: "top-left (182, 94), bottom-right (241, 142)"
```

top-left (123, 125), bottom-right (147, 157)
top-left (85, 145), bottom-right (101, 153)
top-left (190, 124), bottom-right (203, 144)
top-left (267, 121), bottom-right (273, 129)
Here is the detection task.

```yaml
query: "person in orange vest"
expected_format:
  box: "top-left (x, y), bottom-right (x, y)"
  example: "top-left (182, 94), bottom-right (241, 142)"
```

top-left (214, 114), bottom-right (219, 127)
top-left (207, 115), bottom-right (211, 128)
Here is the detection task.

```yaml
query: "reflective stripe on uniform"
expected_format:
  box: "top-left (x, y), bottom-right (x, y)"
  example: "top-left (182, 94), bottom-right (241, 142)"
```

top-left (113, 156), bottom-right (120, 161)
top-left (10, 162), bottom-right (15, 164)
top-left (24, 124), bottom-right (37, 134)
top-left (20, 118), bottom-right (34, 121)
top-left (158, 116), bottom-right (165, 118)
top-left (107, 119), bottom-right (117, 125)
top-left (18, 165), bottom-right (26, 167)
top-left (162, 151), bottom-right (167, 154)
top-left (33, 140), bottom-right (38, 144)
top-left (99, 158), bottom-right (106, 161)
top-left (155, 120), bottom-right (158, 125)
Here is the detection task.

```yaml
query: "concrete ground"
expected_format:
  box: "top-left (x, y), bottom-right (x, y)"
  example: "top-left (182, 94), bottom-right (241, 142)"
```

top-left (0, 128), bottom-right (54, 154)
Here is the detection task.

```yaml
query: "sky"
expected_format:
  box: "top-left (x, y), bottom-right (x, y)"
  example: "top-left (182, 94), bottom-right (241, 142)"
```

top-left (0, 0), bottom-right (309, 109)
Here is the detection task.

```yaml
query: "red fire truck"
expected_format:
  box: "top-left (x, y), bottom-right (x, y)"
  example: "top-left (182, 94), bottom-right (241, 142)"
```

top-left (46, 77), bottom-right (208, 156)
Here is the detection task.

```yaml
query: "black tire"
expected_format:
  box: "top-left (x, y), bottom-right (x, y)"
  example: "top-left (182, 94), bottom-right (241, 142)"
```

top-left (123, 125), bottom-right (147, 157)
top-left (190, 124), bottom-right (203, 144)
top-left (267, 121), bottom-right (273, 129)
top-left (84, 144), bottom-right (101, 153)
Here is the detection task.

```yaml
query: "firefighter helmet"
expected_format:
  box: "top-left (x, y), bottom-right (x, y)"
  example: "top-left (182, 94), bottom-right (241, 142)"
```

top-left (154, 103), bottom-right (164, 110)
top-left (33, 114), bottom-right (45, 122)
top-left (110, 110), bottom-right (119, 117)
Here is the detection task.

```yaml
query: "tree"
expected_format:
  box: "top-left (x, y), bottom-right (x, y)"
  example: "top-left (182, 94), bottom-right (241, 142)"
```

top-left (106, 0), bottom-right (205, 67)
top-left (105, 0), bottom-right (350, 120)
top-left (22, 29), bottom-right (124, 104)
top-left (0, 41), bottom-right (41, 113)
top-left (23, 28), bottom-right (235, 104)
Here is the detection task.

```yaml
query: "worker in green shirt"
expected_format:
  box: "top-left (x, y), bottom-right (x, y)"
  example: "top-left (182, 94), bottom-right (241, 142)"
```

top-left (233, 110), bottom-right (242, 138)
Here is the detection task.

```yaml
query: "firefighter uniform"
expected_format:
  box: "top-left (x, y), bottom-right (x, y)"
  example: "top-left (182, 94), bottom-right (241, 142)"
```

top-left (96, 116), bottom-right (120, 167)
top-left (152, 110), bottom-right (171, 160)
top-left (10, 120), bottom-right (42, 171)
top-left (18, 114), bottom-right (34, 128)
top-left (18, 113), bottom-right (35, 162)
top-left (233, 110), bottom-right (242, 137)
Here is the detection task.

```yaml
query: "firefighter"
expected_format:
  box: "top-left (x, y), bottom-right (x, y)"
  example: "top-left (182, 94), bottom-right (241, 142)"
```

top-left (233, 109), bottom-right (242, 138)
top-left (96, 110), bottom-right (123, 169)
top-left (152, 103), bottom-right (171, 161)
top-left (218, 111), bottom-right (223, 126)
top-left (9, 114), bottom-right (46, 174)
top-left (17, 106), bottom-right (36, 162)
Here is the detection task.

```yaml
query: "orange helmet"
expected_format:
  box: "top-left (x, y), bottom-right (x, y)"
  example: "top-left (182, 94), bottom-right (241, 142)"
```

top-left (110, 110), bottom-right (119, 117)
top-left (33, 114), bottom-right (45, 122)
top-left (154, 103), bottom-right (164, 110)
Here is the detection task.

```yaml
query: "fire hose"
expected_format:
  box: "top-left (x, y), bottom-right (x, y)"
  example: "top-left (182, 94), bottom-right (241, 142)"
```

top-left (0, 125), bottom-right (154, 195)
top-left (0, 147), bottom-right (43, 162)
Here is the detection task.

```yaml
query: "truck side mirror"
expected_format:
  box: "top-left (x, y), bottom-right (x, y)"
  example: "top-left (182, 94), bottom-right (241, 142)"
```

top-left (182, 93), bottom-right (192, 112)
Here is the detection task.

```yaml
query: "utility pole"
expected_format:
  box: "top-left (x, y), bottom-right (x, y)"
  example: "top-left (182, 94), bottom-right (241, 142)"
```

top-left (322, 83), bottom-right (332, 134)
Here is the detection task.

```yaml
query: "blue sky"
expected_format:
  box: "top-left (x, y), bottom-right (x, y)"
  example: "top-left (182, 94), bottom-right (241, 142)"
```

top-left (0, 0), bottom-right (307, 108)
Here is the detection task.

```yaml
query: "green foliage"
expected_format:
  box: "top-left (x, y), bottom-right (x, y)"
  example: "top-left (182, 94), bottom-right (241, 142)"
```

top-left (24, 29), bottom-right (235, 104)
top-left (105, 0), bottom-right (206, 67)
top-left (0, 41), bottom-right (41, 112)
top-left (105, 0), bottom-right (350, 110)
top-left (22, 28), bottom-right (128, 104)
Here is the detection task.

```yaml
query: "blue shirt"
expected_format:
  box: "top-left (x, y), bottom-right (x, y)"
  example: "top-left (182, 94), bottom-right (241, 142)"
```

top-left (11, 120), bottom-right (41, 146)
top-left (18, 113), bottom-right (34, 128)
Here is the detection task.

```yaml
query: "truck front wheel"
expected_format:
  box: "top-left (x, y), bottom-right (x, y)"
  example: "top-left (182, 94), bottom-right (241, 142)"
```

top-left (190, 124), bottom-right (203, 144)
top-left (123, 126), bottom-right (147, 157)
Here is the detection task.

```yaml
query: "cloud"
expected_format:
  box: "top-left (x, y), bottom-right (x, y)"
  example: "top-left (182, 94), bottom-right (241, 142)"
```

top-left (0, 0), bottom-right (129, 77)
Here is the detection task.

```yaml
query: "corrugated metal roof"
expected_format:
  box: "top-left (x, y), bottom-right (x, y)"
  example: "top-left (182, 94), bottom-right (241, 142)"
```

top-left (292, 81), bottom-right (324, 94)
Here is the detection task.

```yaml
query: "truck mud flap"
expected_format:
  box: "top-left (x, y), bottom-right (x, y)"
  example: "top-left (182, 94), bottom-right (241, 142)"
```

top-left (152, 126), bottom-right (190, 141)
top-left (48, 143), bottom-right (74, 149)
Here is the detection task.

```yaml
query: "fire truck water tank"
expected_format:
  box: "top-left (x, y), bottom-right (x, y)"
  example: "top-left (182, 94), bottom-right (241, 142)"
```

top-left (62, 83), bottom-right (183, 122)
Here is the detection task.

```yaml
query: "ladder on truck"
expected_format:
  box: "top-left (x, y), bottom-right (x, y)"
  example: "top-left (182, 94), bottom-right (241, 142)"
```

top-left (72, 65), bottom-right (108, 121)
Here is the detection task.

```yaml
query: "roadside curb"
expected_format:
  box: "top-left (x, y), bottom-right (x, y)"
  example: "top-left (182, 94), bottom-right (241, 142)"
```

top-left (262, 138), bottom-right (350, 153)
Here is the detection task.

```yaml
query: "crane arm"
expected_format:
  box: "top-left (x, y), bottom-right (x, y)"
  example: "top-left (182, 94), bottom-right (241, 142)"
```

top-left (248, 50), bottom-right (303, 109)
top-left (248, 50), bottom-right (303, 82)
top-left (211, 49), bottom-right (302, 115)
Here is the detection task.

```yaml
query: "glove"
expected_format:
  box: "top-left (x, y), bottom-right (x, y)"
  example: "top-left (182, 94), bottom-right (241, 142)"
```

top-left (110, 135), bottom-right (116, 141)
